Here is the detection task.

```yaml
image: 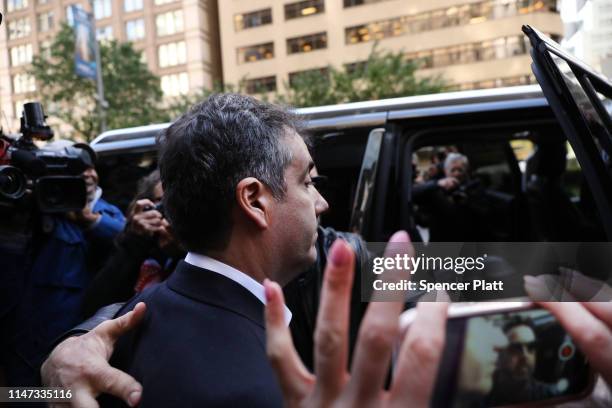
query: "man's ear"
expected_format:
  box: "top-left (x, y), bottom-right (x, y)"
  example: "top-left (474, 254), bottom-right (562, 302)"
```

top-left (235, 177), bottom-right (272, 229)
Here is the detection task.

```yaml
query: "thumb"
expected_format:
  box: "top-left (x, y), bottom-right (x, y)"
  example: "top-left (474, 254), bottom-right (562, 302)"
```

top-left (94, 302), bottom-right (147, 351)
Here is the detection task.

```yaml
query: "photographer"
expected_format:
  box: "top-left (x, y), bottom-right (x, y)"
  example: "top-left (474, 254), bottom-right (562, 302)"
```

top-left (82, 170), bottom-right (183, 318)
top-left (7, 141), bottom-right (125, 386)
top-left (413, 153), bottom-right (490, 241)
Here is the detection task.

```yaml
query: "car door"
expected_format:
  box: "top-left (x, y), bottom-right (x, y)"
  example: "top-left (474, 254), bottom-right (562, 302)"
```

top-left (349, 127), bottom-right (396, 241)
top-left (524, 25), bottom-right (612, 239)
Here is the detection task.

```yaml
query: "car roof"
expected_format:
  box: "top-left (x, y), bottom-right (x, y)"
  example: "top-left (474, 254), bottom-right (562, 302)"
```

top-left (91, 84), bottom-right (548, 155)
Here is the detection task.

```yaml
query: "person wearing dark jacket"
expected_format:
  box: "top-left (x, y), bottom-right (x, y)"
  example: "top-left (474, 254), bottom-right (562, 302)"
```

top-left (6, 141), bottom-right (125, 387)
top-left (77, 224), bottom-right (368, 370)
top-left (82, 170), bottom-right (182, 318)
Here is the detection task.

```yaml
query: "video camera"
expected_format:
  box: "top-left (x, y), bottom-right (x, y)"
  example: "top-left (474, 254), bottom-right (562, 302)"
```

top-left (0, 102), bottom-right (89, 213)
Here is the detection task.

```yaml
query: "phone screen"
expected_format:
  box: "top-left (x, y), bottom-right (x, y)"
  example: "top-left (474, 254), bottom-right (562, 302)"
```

top-left (432, 308), bottom-right (593, 407)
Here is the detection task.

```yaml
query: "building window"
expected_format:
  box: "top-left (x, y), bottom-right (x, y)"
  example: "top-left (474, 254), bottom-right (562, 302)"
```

top-left (124, 0), bottom-right (143, 12)
top-left (7, 0), bottom-right (28, 12)
top-left (96, 26), bottom-right (113, 42)
top-left (37, 11), bottom-right (54, 32)
top-left (94, 0), bottom-right (112, 19)
top-left (236, 42), bottom-right (274, 64)
top-left (10, 44), bottom-right (33, 66)
top-left (288, 67), bottom-right (329, 87)
top-left (344, 0), bottom-right (390, 7)
top-left (244, 76), bottom-right (276, 93)
top-left (158, 41), bottom-right (186, 67)
top-left (405, 35), bottom-right (532, 70)
top-left (161, 72), bottom-right (189, 96)
top-left (8, 18), bottom-right (31, 40)
top-left (37, 0), bottom-right (49, 5)
top-left (345, 0), bottom-right (557, 44)
top-left (234, 8), bottom-right (272, 31)
top-left (154, 0), bottom-right (178, 5)
top-left (66, 6), bottom-right (76, 26)
top-left (156, 10), bottom-right (184, 36)
top-left (126, 19), bottom-right (145, 41)
top-left (287, 32), bottom-right (327, 54)
top-left (284, 0), bottom-right (324, 20)
top-left (13, 74), bottom-right (35, 94)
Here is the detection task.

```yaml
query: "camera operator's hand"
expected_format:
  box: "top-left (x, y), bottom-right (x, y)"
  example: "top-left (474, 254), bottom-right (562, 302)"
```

top-left (128, 199), bottom-right (163, 238)
top-left (437, 177), bottom-right (459, 191)
top-left (265, 231), bottom-right (449, 408)
top-left (66, 206), bottom-right (102, 228)
top-left (41, 303), bottom-right (146, 408)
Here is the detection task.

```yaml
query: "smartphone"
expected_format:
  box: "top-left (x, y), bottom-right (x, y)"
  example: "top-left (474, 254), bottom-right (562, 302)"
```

top-left (399, 301), bottom-right (595, 407)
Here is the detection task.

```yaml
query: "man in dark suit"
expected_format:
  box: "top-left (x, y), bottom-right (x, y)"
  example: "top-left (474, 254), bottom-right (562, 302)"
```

top-left (101, 93), bottom-right (329, 407)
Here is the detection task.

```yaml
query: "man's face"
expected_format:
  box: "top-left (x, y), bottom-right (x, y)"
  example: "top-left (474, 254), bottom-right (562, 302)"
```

top-left (445, 159), bottom-right (468, 183)
top-left (268, 131), bottom-right (328, 284)
top-left (504, 325), bottom-right (537, 380)
top-left (83, 167), bottom-right (99, 200)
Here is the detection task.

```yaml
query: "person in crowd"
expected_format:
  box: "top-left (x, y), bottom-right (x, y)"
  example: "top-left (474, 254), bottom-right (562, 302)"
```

top-left (413, 152), bottom-right (469, 200)
top-left (413, 152), bottom-right (492, 241)
top-left (38, 94), bottom-right (450, 407)
top-left (488, 318), bottom-right (564, 404)
top-left (5, 141), bottom-right (125, 386)
top-left (79, 162), bottom-right (367, 372)
top-left (82, 169), bottom-right (183, 317)
top-left (100, 94), bottom-right (328, 406)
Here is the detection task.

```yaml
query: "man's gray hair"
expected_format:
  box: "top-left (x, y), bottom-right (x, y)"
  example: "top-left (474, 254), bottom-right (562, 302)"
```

top-left (444, 152), bottom-right (469, 170)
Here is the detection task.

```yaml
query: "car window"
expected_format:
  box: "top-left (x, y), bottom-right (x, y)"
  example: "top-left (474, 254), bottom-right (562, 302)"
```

top-left (410, 139), bottom-right (520, 242)
top-left (97, 150), bottom-right (158, 213)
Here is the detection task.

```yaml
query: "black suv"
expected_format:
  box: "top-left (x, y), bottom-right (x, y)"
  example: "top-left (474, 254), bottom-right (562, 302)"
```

top-left (91, 32), bottom-right (612, 245)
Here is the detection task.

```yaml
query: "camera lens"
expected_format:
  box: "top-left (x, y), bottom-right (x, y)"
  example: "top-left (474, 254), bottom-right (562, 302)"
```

top-left (0, 165), bottom-right (27, 200)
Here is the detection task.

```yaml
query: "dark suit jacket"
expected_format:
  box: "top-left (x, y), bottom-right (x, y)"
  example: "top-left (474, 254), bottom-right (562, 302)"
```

top-left (101, 261), bottom-right (283, 407)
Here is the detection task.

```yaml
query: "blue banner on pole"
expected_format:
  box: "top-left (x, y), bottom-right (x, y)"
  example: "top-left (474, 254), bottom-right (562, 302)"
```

top-left (73, 6), bottom-right (97, 80)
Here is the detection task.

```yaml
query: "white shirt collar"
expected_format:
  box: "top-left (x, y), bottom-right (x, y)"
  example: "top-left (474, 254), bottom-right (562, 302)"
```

top-left (184, 252), bottom-right (292, 326)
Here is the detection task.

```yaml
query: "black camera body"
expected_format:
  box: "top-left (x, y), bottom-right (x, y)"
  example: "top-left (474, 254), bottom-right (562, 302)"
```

top-left (0, 102), bottom-right (88, 213)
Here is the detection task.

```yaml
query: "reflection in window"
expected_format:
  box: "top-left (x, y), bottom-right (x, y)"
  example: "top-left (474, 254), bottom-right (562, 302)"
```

top-left (244, 76), bottom-right (276, 93)
top-left (13, 74), bottom-right (36, 94)
top-left (94, 0), bottom-right (112, 19)
top-left (234, 8), bottom-right (272, 31)
top-left (346, 0), bottom-right (556, 44)
top-left (38, 12), bottom-right (54, 32)
top-left (161, 72), bottom-right (189, 96)
top-left (158, 41), bottom-right (186, 67)
top-left (126, 19), bottom-right (145, 41)
top-left (7, 0), bottom-right (28, 12)
top-left (156, 10), bottom-right (184, 36)
top-left (287, 32), bottom-right (327, 54)
top-left (285, 0), bottom-right (325, 20)
top-left (10, 44), bottom-right (33, 66)
top-left (237, 42), bottom-right (274, 64)
top-left (8, 18), bottom-right (31, 40)
top-left (124, 0), bottom-right (143, 12)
